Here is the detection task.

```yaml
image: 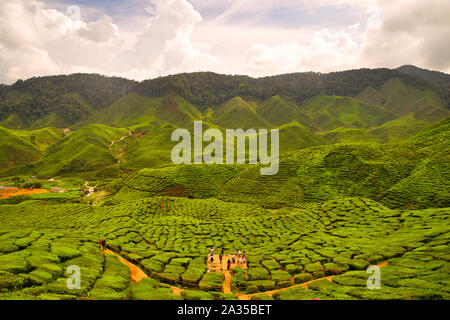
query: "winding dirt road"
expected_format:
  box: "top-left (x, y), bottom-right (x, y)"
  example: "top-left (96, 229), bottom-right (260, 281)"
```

top-left (102, 249), bottom-right (182, 296)
top-left (105, 249), bottom-right (389, 300)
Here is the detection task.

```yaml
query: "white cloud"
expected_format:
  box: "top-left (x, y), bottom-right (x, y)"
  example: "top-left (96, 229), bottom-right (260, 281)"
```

top-left (0, 0), bottom-right (218, 83)
top-left (127, 0), bottom-right (218, 78)
top-left (360, 0), bottom-right (450, 71)
top-left (77, 15), bottom-right (121, 44)
top-left (243, 29), bottom-right (359, 75)
top-left (0, 0), bottom-right (449, 84)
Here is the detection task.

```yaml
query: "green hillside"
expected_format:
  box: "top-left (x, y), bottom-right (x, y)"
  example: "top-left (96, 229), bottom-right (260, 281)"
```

top-left (78, 93), bottom-right (202, 129)
top-left (300, 95), bottom-right (395, 131)
top-left (368, 113), bottom-right (430, 143)
top-left (213, 97), bottom-right (271, 129)
top-left (256, 95), bottom-right (314, 128)
top-left (322, 127), bottom-right (381, 144)
top-left (0, 114), bottom-right (27, 130)
top-left (117, 117), bottom-right (450, 210)
top-left (121, 123), bottom-right (179, 170)
top-left (0, 74), bottom-right (136, 130)
top-left (277, 122), bottom-right (325, 153)
top-left (32, 124), bottom-right (128, 177)
top-left (379, 78), bottom-right (447, 120)
top-left (0, 126), bottom-right (63, 171)
top-left (356, 86), bottom-right (386, 106)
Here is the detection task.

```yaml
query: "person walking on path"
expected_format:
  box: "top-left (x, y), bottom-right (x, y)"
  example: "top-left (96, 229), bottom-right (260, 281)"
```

top-left (219, 253), bottom-right (223, 264)
top-left (227, 259), bottom-right (231, 270)
top-left (98, 238), bottom-right (106, 251)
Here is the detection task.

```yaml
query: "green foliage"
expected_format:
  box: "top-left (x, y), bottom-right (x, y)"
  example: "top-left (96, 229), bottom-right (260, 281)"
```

top-left (199, 272), bottom-right (224, 292)
top-left (0, 68), bottom-right (448, 300)
top-left (213, 97), bottom-right (270, 129)
top-left (0, 74), bottom-right (136, 129)
top-left (300, 95), bottom-right (395, 131)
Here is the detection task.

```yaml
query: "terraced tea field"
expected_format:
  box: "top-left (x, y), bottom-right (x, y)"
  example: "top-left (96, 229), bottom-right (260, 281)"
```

top-left (0, 70), bottom-right (449, 301)
top-left (0, 195), bottom-right (448, 300)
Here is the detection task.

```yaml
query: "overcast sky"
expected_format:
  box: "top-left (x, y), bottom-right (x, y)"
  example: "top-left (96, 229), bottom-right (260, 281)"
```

top-left (0, 0), bottom-right (449, 84)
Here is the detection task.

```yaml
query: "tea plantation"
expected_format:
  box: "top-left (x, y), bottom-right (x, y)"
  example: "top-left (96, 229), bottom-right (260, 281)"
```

top-left (0, 194), bottom-right (448, 300)
top-left (0, 73), bottom-right (449, 300)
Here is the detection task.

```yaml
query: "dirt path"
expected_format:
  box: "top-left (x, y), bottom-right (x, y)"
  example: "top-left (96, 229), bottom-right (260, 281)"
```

top-left (105, 249), bottom-right (147, 283)
top-left (207, 254), bottom-right (251, 296)
top-left (104, 249), bottom-right (389, 300)
top-left (207, 254), bottom-right (247, 294)
top-left (206, 253), bottom-right (336, 299)
top-left (102, 249), bottom-right (182, 296)
top-left (109, 129), bottom-right (132, 151)
top-left (238, 261), bottom-right (390, 300)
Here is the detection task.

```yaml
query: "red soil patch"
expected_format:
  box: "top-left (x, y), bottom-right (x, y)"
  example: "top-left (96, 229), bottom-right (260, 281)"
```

top-left (0, 188), bottom-right (49, 199)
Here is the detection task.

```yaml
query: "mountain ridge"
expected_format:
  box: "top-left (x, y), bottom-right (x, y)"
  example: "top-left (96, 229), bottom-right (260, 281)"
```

top-left (1, 66), bottom-right (448, 131)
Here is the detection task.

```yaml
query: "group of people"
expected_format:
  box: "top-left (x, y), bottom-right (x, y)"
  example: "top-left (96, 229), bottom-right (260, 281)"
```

top-left (208, 247), bottom-right (247, 270)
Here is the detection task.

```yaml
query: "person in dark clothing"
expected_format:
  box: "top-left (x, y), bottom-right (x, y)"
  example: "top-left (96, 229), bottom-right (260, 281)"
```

top-left (219, 254), bottom-right (223, 264)
top-left (98, 238), bottom-right (106, 251)
top-left (227, 259), bottom-right (231, 270)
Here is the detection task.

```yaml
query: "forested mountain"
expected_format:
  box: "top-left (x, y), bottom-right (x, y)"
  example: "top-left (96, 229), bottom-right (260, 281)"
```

top-left (397, 65), bottom-right (450, 87)
top-left (0, 74), bottom-right (137, 129)
top-left (0, 66), bottom-right (449, 178)
top-left (1, 66), bottom-right (448, 131)
top-left (137, 68), bottom-right (433, 111)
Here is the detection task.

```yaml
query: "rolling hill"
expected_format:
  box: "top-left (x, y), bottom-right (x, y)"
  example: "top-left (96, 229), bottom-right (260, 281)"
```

top-left (116, 116), bottom-right (450, 211)
top-left (321, 127), bottom-right (381, 144)
top-left (76, 93), bottom-right (203, 129)
top-left (31, 124), bottom-right (128, 177)
top-left (299, 95), bottom-right (395, 131)
top-left (0, 66), bottom-right (448, 181)
top-left (213, 97), bottom-right (271, 129)
top-left (0, 126), bottom-right (63, 170)
top-left (256, 95), bottom-right (314, 128)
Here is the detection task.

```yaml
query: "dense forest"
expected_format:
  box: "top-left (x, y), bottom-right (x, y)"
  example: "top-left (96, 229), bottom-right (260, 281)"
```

top-left (0, 74), bottom-right (136, 127)
top-left (137, 68), bottom-right (433, 111)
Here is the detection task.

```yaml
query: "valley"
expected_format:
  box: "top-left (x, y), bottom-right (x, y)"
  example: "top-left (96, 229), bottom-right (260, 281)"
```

top-left (0, 66), bottom-right (449, 300)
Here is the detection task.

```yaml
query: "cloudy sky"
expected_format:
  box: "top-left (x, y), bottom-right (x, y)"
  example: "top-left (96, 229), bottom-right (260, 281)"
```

top-left (0, 0), bottom-right (449, 84)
